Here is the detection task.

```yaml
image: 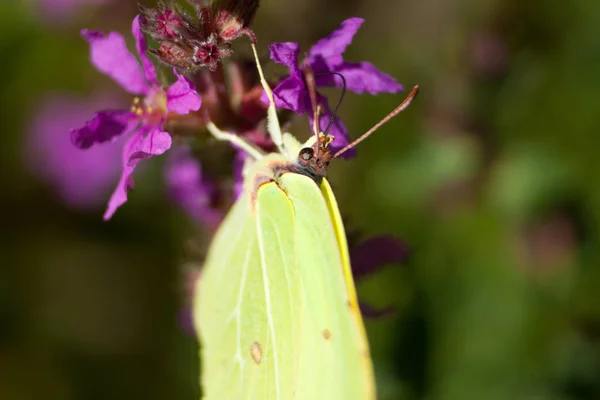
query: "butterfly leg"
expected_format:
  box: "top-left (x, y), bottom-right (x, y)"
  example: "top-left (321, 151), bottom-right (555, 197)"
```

top-left (206, 121), bottom-right (264, 160)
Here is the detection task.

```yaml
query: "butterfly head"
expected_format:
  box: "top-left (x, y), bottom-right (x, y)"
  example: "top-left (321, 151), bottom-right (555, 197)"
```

top-left (295, 133), bottom-right (335, 180)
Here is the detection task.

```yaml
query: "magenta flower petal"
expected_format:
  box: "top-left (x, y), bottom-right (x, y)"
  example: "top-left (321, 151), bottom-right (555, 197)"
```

top-left (350, 236), bottom-right (409, 280)
top-left (103, 134), bottom-right (140, 220)
top-left (128, 126), bottom-right (172, 163)
top-left (132, 15), bottom-right (157, 85)
top-left (334, 61), bottom-right (403, 94)
top-left (307, 18), bottom-right (364, 67)
top-left (25, 94), bottom-right (122, 209)
top-left (71, 109), bottom-right (134, 149)
top-left (166, 69), bottom-right (202, 114)
top-left (103, 126), bottom-right (172, 220)
top-left (269, 42), bottom-right (301, 72)
top-left (271, 75), bottom-right (308, 112)
top-left (81, 29), bottom-right (149, 95)
top-left (165, 147), bottom-right (222, 228)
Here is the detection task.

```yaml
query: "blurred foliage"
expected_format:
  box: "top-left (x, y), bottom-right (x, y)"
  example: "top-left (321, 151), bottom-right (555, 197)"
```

top-left (2, 0), bottom-right (600, 399)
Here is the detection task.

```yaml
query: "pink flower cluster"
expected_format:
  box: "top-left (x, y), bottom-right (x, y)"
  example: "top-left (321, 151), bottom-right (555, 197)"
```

top-left (36, 3), bottom-right (404, 224)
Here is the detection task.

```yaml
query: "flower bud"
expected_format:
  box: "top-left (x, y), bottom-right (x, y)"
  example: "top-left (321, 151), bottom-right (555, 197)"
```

top-left (139, 0), bottom-right (259, 72)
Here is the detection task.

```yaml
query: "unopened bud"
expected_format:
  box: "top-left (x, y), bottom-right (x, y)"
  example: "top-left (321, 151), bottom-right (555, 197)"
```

top-left (139, 0), bottom-right (260, 72)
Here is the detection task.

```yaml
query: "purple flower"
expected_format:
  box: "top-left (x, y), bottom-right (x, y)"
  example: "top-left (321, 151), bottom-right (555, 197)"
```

top-left (350, 235), bottom-right (409, 280)
top-left (165, 147), bottom-right (222, 230)
top-left (350, 235), bottom-right (409, 319)
top-left (268, 18), bottom-right (403, 154)
top-left (24, 94), bottom-right (123, 210)
top-left (71, 15), bottom-right (201, 220)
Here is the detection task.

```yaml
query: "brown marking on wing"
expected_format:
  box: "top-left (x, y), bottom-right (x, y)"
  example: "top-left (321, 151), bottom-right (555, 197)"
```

top-left (250, 341), bottom-right (263, 365)
top-left (248, 159), bottom-right (295, 212)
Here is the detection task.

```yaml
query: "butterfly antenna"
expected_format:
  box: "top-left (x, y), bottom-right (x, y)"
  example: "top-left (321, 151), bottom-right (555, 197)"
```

top-left (315, 71), bottom-right (347, 136)
top-left (333, 85), bottom-right (420, 159)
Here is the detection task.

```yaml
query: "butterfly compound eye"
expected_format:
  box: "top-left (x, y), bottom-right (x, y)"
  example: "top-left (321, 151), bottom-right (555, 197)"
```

top-left (299, 148), bottom-right (315, 161)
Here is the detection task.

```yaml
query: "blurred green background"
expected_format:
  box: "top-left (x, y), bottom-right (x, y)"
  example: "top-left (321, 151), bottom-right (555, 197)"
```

top-left (2, 0), bottom-right (600, 399)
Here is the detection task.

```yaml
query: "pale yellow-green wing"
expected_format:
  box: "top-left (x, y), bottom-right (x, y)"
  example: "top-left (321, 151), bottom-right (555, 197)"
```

top-left (195, 183), bottom-right (301, 399)
top-left (197, 172), bottom-right (375, 399)
top-left (279, 173), bottom-right (376, 400)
